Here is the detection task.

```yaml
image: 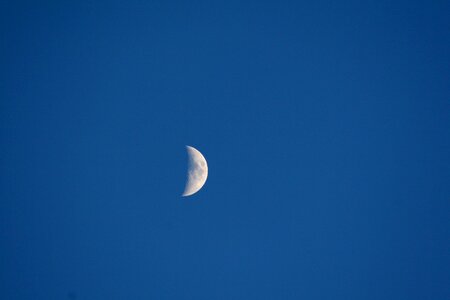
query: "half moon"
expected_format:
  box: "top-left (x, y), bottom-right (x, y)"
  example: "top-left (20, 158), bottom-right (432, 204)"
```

top-left (182, 145), bottom-right (208, 197)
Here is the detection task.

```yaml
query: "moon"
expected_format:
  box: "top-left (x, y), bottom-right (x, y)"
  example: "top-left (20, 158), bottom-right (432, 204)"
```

top-left (182, 145), bottom-right (208, 197)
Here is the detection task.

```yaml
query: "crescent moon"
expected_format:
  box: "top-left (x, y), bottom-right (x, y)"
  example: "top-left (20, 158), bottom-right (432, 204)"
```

top-left (182, 145), bottom-right (208, 197)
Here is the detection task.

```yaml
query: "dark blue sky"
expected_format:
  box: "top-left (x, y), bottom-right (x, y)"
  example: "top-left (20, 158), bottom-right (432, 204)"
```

top-left (1, 1), bottom-right (449, 299)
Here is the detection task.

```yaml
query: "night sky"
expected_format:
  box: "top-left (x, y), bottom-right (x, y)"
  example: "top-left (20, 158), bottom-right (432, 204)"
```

top-left (1, 1), bottom-right (449, 299)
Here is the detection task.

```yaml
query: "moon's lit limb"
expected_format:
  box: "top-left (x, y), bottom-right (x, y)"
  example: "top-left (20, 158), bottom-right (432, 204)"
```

top-left (182, 146), bottom-right (208, 196)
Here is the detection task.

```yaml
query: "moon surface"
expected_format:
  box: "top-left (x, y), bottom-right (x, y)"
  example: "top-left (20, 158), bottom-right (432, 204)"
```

top-left (182, 145), bottom-right (208, 197)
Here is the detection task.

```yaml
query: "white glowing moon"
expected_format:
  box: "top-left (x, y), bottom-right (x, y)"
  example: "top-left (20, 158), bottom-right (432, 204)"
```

top-left (182, 146), bottom-right (208, 197)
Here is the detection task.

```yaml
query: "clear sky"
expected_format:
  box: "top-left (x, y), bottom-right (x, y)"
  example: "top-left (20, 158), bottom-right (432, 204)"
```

top-left (1, 1), bottom-right (449, 299)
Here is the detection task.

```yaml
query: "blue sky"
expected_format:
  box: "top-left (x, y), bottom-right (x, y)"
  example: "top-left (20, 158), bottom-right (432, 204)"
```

top-left (1, 1), bottom-right (449, 299)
